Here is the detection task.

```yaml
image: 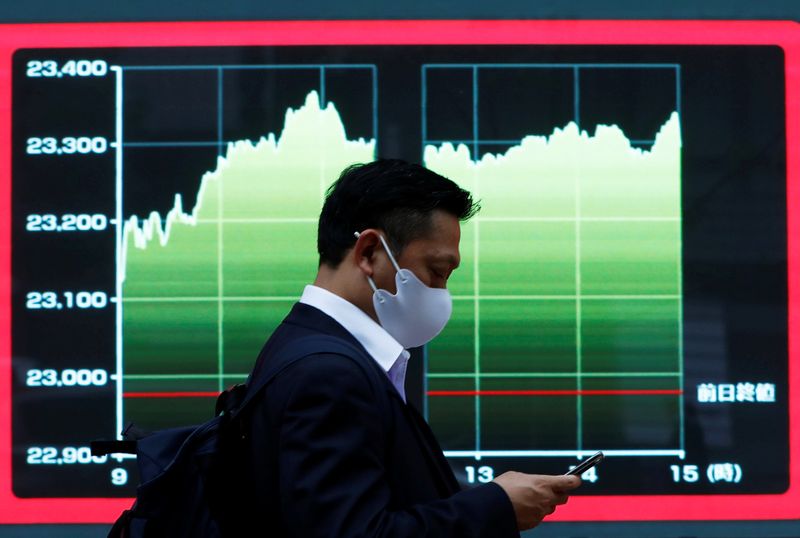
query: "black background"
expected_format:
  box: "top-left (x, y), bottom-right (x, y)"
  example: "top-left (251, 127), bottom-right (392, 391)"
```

top-left (11, 45), bottom-right (787, 499)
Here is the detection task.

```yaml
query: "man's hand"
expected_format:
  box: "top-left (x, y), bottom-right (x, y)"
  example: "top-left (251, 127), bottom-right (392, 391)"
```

top-left (493, 471), bottom-right (581, 530)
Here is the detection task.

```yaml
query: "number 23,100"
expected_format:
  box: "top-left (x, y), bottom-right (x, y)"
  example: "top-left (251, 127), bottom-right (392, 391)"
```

top-left (26, 291), bottom-right (108, 310)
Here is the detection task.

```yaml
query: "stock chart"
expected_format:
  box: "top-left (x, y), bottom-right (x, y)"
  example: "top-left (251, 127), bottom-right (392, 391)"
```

top-left (2, 21), bottom-right (797, 523)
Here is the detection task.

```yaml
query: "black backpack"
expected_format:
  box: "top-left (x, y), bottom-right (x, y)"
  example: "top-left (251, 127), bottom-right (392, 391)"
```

top-left (100, 335), bottom-right (373, 538)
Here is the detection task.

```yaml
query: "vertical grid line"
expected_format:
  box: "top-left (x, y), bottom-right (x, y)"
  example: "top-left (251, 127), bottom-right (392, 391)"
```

top-left (472, 66), bottom-right (479, 163)
top-left (675, 64), bottom-right (685, 457)
top-left (113, 66), bottom-right (124, 441)
top-left (675, 65), bottom-right (682, 121)
top-left (420, 66), bottom-right (427, 158)
top-left (421, 66), bottom-right (429, 420)
top-left (473, 192), bottom-right (481, 453)
top-left (319, 66), bottom-right (326, 108)
top-left (422, 346), bottom-right (429, 420)
top-left (573, 66), bottom-right (581, 129)
top-left (217, 67), bottom-right (225, 393)
top-left (217, 67), bottom-right (223, 158)
top-left (472, 65), bottom-right (481, 452)
top-left (318, 67), bottom-right (326, 199)
top-left (574, 66), bottom-right (583, 454)
top-left (372, 65), bottom-right (379, 147)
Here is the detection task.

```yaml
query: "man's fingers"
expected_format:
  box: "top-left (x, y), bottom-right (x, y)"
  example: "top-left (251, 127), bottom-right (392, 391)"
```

top-left (555, 474), bottom-right (582, 490)
top-left (496, 471), bottom-right (581, 530)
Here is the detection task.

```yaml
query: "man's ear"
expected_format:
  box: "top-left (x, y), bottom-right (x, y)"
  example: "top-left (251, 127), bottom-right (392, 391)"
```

top-left (352, 229), bottom-right (382, 277)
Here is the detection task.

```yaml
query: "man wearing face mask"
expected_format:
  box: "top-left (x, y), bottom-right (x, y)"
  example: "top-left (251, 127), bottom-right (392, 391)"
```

top-left (233, 159), bottom-right (580, 537)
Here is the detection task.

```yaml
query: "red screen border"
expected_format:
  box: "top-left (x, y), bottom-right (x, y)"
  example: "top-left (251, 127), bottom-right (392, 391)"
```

top-left (0, 19), bottom-right (797, 523)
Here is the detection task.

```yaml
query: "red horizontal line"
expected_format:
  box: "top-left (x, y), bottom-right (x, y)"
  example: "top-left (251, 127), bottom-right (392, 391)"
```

top-left (427, 389), bottom-right (683, 397)
top-left (124, 391), bottom-right (219, 398)
top-left (124, 389), bottom-right (683, 399)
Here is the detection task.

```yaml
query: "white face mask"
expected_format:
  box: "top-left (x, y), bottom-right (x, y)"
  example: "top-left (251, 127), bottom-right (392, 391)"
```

top-left (356, 232), bottom-right (453, 348)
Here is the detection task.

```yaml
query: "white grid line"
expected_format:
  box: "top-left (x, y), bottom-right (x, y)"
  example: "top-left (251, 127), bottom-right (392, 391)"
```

top-left (125, 371), bottom-right (681, 380)
top-left (473, 148), bottom-right (482, 452)
top-left (445, 449), bottom-right (686, 459)
top-left (429, 372), bottom-right (681, 378)
top-left (113, 65), bottom-right (124, 441)
top-left (120, 294), bottom-right (681, 302)
top-left (124, 373), bottom-right (249, 380)
top-left (216, 68), bottom-right (225, 393)
top-left (574, 129), bottom-right (584, 452)
top-left (181, 216), bottom-right (677, 224)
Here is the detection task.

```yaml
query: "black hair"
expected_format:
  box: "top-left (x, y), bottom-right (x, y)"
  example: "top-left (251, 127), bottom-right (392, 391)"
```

top-left (317, 159), bottom-right (479, 267)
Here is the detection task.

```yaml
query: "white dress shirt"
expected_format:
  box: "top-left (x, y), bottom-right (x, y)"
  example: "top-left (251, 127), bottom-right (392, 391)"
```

top-left (299, 284), bottom-right (411, 402)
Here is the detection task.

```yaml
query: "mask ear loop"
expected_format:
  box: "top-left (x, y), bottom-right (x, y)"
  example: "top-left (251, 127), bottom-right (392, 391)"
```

top-left (354, 231), bottom-right (389, 302)
top-left (374, 233), bottom-right (407, 283)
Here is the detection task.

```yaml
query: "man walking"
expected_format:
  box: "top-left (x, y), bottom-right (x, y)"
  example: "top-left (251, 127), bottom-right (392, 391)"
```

top-left (234, 159), bottom-right (580, 536)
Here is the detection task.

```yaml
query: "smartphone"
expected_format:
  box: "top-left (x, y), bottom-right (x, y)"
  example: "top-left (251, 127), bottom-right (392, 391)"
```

top-left (566, 451), bottom-right (604, 476)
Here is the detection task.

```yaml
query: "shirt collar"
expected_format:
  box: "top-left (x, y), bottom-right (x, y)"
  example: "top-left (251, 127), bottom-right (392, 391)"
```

top-left (299, 285), bottom-right (409, 373)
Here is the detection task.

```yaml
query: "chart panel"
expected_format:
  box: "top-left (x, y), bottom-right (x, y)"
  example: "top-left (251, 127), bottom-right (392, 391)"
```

top-left (424, 63), bottom-right (683, 460)
top-left (120, 65), bottom-right (376, 432)
top-left (12, 49), bottom-right (378, 497)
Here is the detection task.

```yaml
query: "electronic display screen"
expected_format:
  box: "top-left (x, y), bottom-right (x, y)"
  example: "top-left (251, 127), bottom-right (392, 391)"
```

top-left (0, 20), bottom-right (798, 523)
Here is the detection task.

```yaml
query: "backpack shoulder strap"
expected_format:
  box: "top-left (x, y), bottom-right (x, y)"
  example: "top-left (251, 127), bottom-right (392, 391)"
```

top-left (233, 334), bottom-right (391, 419)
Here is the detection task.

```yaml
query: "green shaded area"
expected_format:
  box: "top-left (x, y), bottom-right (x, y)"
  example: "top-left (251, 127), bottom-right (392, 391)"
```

top-left (579, 114), bottom-right (681, 218)
top-left (582, 298), bottom-right (680, 373)
top-left (580, 220), bottom-right (680, 295)
top-left (124, 397), bottom-right (218, 432)
top-left (481, 378), bottom-right (578, 450)
top-left (222, 221), bottom-right (318, 297)
top-left (480, 220), bottom-right (576, 296)
top-left (582, 396), bottom-right (681, 449)
top-left (446, 219), bottom-right (475, 296)
top-left (123, 301), bottom-right (218, 375)
top-left (427, 299), bottom-right (475, 373)
top-left (222, 300), bottom-right (295, 373)
top-left (121, 92), bottom-right (374, 425)
top-left (480, 299), bottom-right (577, 373)
top-left (425, 113), bottom-right (682, 451)
top-left (427, 377), bottom-right (476, 450)
top-left (582, 376), bottom-right (679, 391)
top-left (123, 377), bottom-right (223, 392)
top-left (125, 222), bottom-right (219, 297)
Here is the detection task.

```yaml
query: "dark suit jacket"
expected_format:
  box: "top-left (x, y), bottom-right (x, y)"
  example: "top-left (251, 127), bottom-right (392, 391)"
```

top-left (233, 302), bottom-right (518, 537)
